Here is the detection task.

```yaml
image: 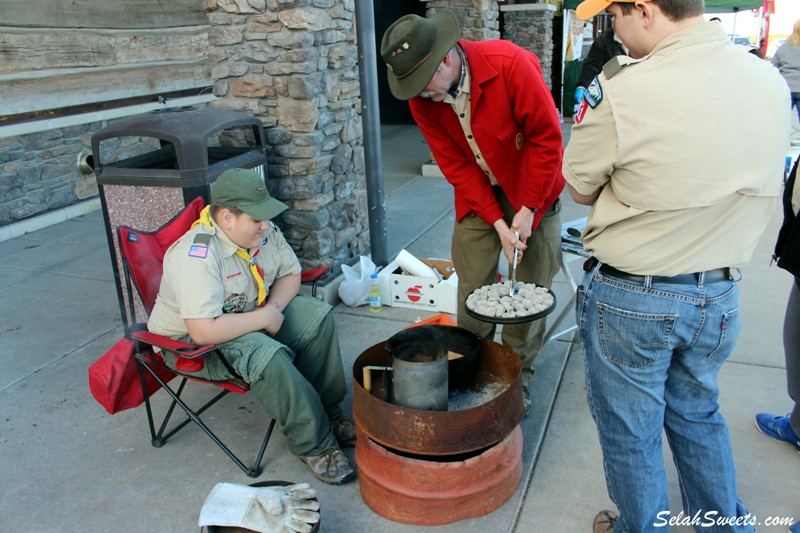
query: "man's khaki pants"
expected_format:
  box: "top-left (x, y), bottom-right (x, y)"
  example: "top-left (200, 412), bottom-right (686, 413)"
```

top-left (452, 190), bottom-right (562, 388)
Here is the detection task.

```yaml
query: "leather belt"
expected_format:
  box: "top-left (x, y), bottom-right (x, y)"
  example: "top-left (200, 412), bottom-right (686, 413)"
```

top-left (585, 257), bottom-right (732, 285)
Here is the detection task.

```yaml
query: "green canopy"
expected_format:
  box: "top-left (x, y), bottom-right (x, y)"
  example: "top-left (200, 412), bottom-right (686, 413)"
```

top-left (563, 0), bottom-right (762, 11)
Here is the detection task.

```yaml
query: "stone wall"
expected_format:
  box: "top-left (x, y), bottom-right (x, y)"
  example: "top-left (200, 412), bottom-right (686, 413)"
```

top-left (204, 0), bottom-right (368, 269)
top-left (1, 0), bottom-right (367, 274)
top-left (425, 0), bottom-right (501, 42)
top-left (0, 125), bottom-right (100, 223)
top-left (421, 1), bottom-right (556, 91)
top-left (501, 4), bottom-right (557, 89)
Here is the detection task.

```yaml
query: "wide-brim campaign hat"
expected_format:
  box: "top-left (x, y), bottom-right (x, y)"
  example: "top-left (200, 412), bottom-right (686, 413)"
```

top-left (380, 11), bottom-right (459, 101)
top-left (576, 0), bottom-right (650, 20)
top-left (212, 168), bottom-right (288, 221)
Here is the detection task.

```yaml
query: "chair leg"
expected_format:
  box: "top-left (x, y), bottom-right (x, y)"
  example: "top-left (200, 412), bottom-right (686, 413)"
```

top-left (137, 360), bottom-right (274, 477)
top-left (246, 418), bottom-right (277, 478)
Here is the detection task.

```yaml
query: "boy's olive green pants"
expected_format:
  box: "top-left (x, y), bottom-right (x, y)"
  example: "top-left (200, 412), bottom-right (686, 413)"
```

top-left (168, 295), bottom-right (346, 457)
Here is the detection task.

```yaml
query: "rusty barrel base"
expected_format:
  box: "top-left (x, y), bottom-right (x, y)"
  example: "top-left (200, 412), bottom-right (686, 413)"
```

top-left (355, 425), bottom-right (523, 526)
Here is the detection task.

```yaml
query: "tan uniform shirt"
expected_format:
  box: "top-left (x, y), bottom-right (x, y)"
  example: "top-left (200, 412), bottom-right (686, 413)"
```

top-left (147, 219), bottom-right (301, 338)
top-left (445, 47), bottom-right (498, 185)
top-left (563, 22), bottom-right (790, 275)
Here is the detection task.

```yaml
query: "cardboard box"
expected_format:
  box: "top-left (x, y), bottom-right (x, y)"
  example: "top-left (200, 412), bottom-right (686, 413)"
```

top-left (386, 257), bottom-right (458, 315)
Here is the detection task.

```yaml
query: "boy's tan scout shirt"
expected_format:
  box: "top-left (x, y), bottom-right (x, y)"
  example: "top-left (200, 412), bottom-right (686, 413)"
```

top-left (148, 219), bottom-right (301, 339)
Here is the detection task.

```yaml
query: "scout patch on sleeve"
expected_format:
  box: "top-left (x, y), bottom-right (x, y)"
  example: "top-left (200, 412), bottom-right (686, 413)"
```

top-left (189, 232), bottom-right (211, 258)
top-left (188, 244), bottom-right (208, 259)
top-left (585, 77), bottom-right (603, 109)
top-left (575, 98), bottom-right (589, 124)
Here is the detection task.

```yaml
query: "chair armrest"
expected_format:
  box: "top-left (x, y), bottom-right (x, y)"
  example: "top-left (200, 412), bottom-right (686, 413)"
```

top-left (301, 265), bottom-right (330, 283)
top-left (129, 330), bottom-right (216, 360)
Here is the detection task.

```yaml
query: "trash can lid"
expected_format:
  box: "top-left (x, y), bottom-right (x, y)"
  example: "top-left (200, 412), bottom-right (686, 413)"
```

top-left (91, 107), bottom-right (266, 187)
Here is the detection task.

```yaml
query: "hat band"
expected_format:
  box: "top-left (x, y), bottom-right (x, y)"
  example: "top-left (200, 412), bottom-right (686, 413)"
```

top-left (392, 52), bottom-right (433, 80)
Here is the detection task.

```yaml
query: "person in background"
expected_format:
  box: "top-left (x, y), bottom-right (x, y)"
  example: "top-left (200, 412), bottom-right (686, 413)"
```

top-left (563, 0), bottom-right (790, 531)
top-left (772, 19), bottom-right (800, 146)
top-left (380, 11), bottom-right (564, 416)
top-left (574, 27), bottom-right (627, 113)
top-left (147, 168), bottom-right (357, 485)
top-left (755, 157), bottom-right (800, 456)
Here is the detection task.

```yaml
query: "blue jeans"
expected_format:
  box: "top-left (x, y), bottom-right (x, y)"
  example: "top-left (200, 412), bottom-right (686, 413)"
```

top-left (577, 263), bottom-right (753, 533)
top-left (793, 92), bottom-right (800, 125)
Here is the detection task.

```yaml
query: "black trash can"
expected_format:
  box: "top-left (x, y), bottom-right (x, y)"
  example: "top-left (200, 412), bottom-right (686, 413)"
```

top-left (91, 106), bottom-right (267, 326)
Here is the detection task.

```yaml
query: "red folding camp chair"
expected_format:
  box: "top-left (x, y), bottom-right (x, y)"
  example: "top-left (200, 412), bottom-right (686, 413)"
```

top-left (117, 196), bottom-right (276, 477)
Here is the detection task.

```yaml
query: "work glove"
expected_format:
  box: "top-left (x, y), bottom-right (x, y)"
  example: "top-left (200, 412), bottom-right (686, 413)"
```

top-left (199, 482), bottom-right (320, 533)
top-left (574, 86), bottom-right (586, 104)
top-left (573, 86), bottom-right (586, 115)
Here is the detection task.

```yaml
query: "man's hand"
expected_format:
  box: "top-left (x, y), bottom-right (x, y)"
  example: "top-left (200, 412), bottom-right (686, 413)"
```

top-left (493, 218), bottom-right (526, 266)
top-left (510, 206), bottom-right (535, 243)
top-left (494, 206), bottom-right (536, 265)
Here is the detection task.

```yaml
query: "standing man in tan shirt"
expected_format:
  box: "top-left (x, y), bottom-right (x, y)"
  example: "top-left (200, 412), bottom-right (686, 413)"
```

top-left (563, 0), bottom-right (790, 531)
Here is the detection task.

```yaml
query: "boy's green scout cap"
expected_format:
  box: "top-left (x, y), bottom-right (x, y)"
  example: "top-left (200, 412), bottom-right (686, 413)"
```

top-left (211, 168), bottom-right (288, 221)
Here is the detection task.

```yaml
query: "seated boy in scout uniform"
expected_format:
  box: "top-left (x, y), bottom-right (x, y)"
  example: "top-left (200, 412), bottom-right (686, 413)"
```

top-left (147, 168), bottom-right (356, 484)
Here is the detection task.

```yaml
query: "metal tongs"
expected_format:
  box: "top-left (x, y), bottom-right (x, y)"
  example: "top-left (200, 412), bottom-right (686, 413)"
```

top-left (509, 230), bottom-right (519, 297)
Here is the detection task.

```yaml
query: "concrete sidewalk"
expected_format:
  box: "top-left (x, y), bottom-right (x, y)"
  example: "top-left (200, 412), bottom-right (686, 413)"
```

top-left (0, 125), bottom-right (798, 532)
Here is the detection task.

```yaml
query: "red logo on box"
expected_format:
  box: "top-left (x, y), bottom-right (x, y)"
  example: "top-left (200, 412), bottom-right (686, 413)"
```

top-left (406, 285), bottom-right (423, 302)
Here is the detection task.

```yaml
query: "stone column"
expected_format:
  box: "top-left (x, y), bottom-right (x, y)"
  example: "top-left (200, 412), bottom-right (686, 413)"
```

top-left (500, 3), bottom-right (557, 88)
top-left (424, 0), bottom-right (500, 42)
top-left (204, 0), bottom-right (368, 270)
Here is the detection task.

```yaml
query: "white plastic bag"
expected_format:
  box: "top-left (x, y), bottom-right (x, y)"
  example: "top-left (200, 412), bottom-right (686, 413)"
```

top-left (338, 256), bottom-right (378, 307)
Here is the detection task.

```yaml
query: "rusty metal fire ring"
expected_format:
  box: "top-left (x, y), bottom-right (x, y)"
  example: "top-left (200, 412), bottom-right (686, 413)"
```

top-left (352, 338), bottom-right (522, 456)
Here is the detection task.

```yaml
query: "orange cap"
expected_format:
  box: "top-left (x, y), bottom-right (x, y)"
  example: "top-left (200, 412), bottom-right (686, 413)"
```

top-left (576, 0), bottom-right (651, 21)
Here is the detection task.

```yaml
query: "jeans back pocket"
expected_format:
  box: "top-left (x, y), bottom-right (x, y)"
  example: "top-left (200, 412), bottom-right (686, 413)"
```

top-left (707, 307), bottom-right (741, 364)
top-left (597, 302), bottom-right (677, 368)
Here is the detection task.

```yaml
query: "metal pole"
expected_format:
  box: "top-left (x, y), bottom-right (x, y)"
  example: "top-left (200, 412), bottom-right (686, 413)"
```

top-left (354, 0), bottom-right (388, 267)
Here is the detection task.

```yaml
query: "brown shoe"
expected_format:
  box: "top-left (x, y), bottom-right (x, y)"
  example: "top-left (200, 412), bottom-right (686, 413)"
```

top-left (593, 510), bottom-right (618, 533)
top-left (330, 416), bottom-right (356, 447)
top-left (522, 385), bottom-right (532, 417)
top-left (299, 449), bottom-right (355, 484)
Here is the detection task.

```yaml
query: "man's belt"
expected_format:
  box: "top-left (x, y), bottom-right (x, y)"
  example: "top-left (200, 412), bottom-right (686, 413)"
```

top-left (585, 257), bottom-right (732, 285)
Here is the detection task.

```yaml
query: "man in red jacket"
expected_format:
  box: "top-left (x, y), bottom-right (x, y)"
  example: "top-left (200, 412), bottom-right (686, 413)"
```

top-left (381, 11), bottom-right (565, 414)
